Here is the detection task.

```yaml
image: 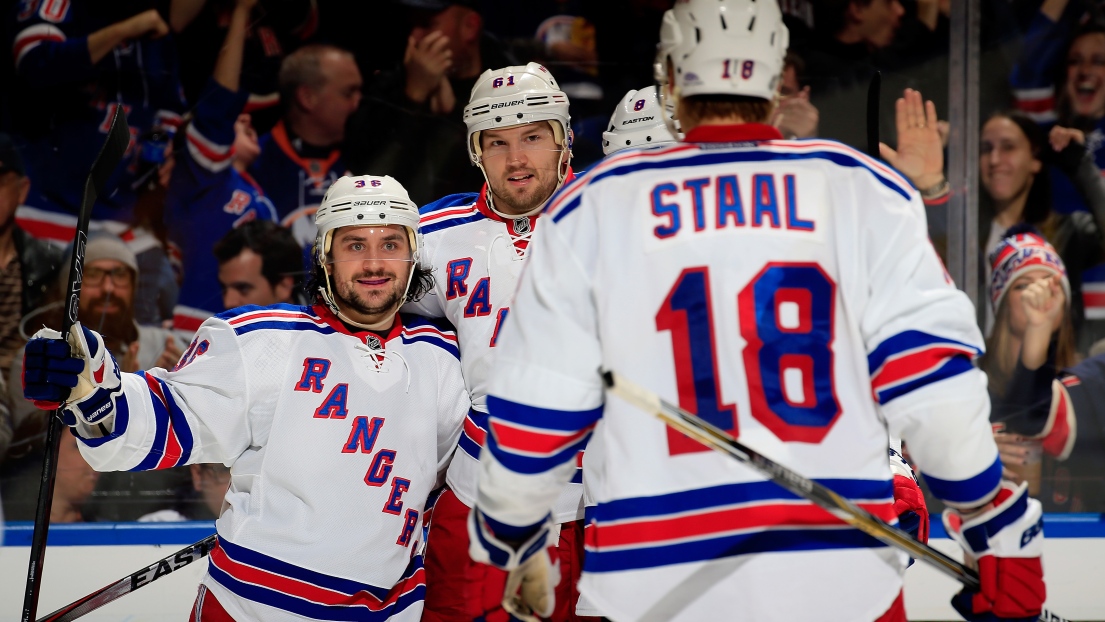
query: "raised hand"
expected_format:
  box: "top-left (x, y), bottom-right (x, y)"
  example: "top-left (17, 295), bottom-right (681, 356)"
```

top-left (1049, 125), bottom-right (1086, 153)
top-left (772, 86), bottom-right (819, 139)
top-left (1021, 275), bottom-right (1064, 330)
top-left (879, 88), bottom-right (945, 192)
top-left (404, 31), bottom-right (453, 106)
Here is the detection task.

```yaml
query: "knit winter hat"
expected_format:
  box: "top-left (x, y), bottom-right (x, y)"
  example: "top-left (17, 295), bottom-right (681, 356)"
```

top-left (988, 226), bottom-right (1070, 313)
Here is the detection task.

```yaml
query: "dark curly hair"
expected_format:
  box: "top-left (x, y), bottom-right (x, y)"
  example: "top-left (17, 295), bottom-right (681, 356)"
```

top-left (305, 244), bottom-right (435, 306)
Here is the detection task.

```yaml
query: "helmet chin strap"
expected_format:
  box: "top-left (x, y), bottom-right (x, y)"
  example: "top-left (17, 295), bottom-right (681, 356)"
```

top-left (657, 79), bottom-right (682, 140)
top-left (318, 259), bottom-right (418, 334)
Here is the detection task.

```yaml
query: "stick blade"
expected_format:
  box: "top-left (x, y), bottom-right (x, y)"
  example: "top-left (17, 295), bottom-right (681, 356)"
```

top-left (88, 107), bottom-right (130, 198)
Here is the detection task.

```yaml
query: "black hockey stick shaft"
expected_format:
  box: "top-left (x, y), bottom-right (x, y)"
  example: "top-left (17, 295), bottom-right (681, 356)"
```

top-left (867, 71), bottom-right (882, 160)
top-left (602, 371), bottom-right (1069, 622)
top-left (22, 106), bottom-right (131, 622)
top-left (36, 533), bottom-right (218, 622)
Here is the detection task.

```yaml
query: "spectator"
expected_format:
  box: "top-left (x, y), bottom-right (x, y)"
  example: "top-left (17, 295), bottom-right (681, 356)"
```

top-left (6, 235), bottom-right (189, 521)
top-left (882, 89), bottom-right (1105, 344)
top-left (0, 134), bottom-right (62, 388)
top-left (344, 0), bottom-right (518, 204)
top-left (125, 132), bottom-right (181, 327)
top-left (770, 51), bottom-right (820, 139)
top-left (174, 0), bottom-right (319, 133)
top-left (982, 228), bottom-right (1082, 506)
top-left (139, 463), bottom-right (230, 522)
top-left (799, 0), bottom-right (949, 148)
top-left (1, 432), bottom-right (99, 522)
top-left (10, 232), bottom-right (185, 418)
top-left (168, 0), bottom-right (279, 335)
top-left (7, 1), bottom-right (196, 243)
top-left (213, 220), bottom-right (304, 309)
top-left (248, 44), bottom-right (362, 247)
top-left (803, 0), bottom-right (906, 94)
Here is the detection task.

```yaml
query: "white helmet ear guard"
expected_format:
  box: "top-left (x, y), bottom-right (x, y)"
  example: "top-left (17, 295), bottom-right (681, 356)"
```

top-left (314, 175), bottom-right (428, 270)
top-left (602, 86), bottom-right (681, 155)
top-left (655, 0), bottom-right (788, 131)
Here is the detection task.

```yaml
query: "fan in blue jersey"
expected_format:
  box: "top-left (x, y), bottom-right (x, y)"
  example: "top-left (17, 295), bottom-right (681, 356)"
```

top-left (7, 0), bottom-right (193, 242)
top-left (248, 44), bottom-right (363, 248)
top-left (467, 1), bottom-right (1047, 621)
top-left (166, 0), bottom-right (278, 337)
top-left (22, 174), bottom-right (469, 621)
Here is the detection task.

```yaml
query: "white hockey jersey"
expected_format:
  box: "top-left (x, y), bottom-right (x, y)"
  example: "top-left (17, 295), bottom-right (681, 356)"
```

top-left (73, 303), bottom-right (469, 621)
top-left (405, 180), bottom-right (585, 523)
top-left (477, 124), bottom-right (1003, 622)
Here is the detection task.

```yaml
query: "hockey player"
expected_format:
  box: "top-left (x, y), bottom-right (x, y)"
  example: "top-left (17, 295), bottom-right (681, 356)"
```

top-left (22, 175), bottom-right (469, 621)
top-left (601, 86), bottom-right (679, 156)
top-left (167, 0), bottom-right (278, 336)
top-left (468, 2), bottom-right (1047, 621)
top-left (405, 63), bottom-right (593, 621)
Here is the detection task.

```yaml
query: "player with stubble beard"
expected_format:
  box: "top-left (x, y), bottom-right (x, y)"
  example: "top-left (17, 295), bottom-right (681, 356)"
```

top-left (405, 63), bottom-right (597, 622)
top-left (21, 175), bottom-right (469, 621)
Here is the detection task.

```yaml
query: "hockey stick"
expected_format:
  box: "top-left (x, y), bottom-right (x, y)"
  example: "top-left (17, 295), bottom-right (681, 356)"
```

top-left (602, 370), bottom-right (1069, 622)
top-left (35, 533), bottom-right (217, 622)
top-left (867, 71), bottom-right (882, 160)
top-left (22, 106), bottom-right (131, 622)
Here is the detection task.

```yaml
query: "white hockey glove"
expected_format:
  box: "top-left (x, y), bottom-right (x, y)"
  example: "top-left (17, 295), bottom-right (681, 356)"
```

top-left (942, 481), bottom-right (1046, 621)
top-left (23, 323), bottom-right (123, 436)
top-left (468, 507), bottom-right (560, 621)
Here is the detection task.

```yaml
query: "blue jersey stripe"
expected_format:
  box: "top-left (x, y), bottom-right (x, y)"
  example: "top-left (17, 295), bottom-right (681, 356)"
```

top-left (487, 395), bottom-right (604, 432)
top-left (132, 380), bottom-right (171, 472)
top-left (420, 212), bottom-right (488, 235)
top-left (867, 330), bottom-right (981, 374)
top-left (874, 356), bottom-right (976, 405)
top-left (594, 479), bottom-right (893, 523)
top-left (551, 147), bottom-right (914, 223)
top-left (233, 321), bottom-right (336, 337)
top-left (486, 426), bottom-right (592, 475)
top-left (458, 432), bottom-right (482, 460)
top-left (150, 374), bottom-right (194, 467)
top-left (584, 527), bottom-right (887, 573)
top-left (400, 334), bottom-right (460, 360)
top-left (208, 564), bottom-right (424, 621)
top-left (216, 303), bottom-right (314, 323)
top-left (922, 456), bottom-right (1003, 506)
top-left (419, 192), bottom-right (479, 215)
top-left (219, 537), bottom-right (393, 599)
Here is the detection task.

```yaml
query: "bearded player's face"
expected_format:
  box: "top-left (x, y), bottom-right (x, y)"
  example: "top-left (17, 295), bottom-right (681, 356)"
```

top-left (480, 122), bottom-right (566, 216)
top-left (327, 225), bottom-right (413, 325)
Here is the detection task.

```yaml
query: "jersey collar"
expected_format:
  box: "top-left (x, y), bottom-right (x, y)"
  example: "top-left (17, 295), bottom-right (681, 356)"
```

top-left (270, 121), bottom-right (342, 179)
top-left (683, 123), bottom-right (783, 143)
top-left (476, 167), bottom-right (576, 223)
top-left (312, 304), bottom-right (403, 344)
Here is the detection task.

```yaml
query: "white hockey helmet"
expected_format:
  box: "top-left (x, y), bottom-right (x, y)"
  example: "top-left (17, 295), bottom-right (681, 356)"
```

top-left (463, 62), bottom-right (571, 166)
top-left (656, 0), bottom-right (789, 122)
top-left (314, 175), bottom-right (425, 323)
top-left (602, 86), bottom-right (680, 155)
top-left (314, 174), bottom-right (423, 267)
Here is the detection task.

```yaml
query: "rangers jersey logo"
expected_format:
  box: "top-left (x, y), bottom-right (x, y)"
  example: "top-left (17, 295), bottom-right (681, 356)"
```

top-left (512, 218), bottom-right (531, 236)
